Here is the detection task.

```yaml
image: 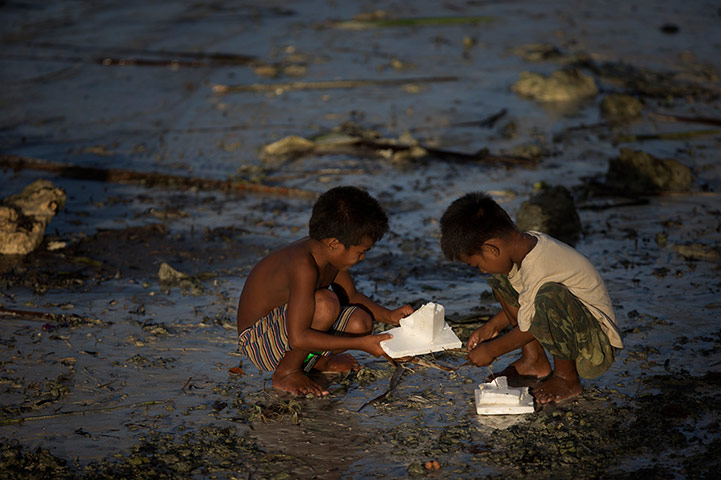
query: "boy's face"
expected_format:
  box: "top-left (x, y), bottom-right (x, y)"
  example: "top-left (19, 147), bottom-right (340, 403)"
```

top-left (329, 236), bottom-right (374, 270)
top-left (459, 243), bottom-right (512, 275)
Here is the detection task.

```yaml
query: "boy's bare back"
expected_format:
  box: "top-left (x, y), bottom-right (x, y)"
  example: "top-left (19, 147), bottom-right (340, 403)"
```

top-left (236, 238), bottom-right (336, 332)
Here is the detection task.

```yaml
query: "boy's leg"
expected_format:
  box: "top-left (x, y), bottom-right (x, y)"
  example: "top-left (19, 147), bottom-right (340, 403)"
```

top-left (487, 275), bottom-right (551, 383)
top-left (307, 301), bottom-right (373, 373)
top-left (529, 282), bottom-right (615, 403)
top-left (273, 289), bottom-right (342, 396)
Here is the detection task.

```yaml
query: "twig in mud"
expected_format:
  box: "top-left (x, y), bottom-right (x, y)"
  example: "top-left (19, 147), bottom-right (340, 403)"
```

top-left (0, 154), bottom-right (318, 200)
top-left (357, 362), bottom-right (406, 412)
top-left (181, 377), bottom-right (192, 393)
top-left (487, 365), bottom-right (498, 386)
top-left (0, 400), bottom-right (168, 426)
top-left (212, 76), bottom-right (459, 94)
top-left (614, 129), bottom-right (721, 143)
top-left (452, 108), bottom-right (508, 129)
top-left (648, 112), bottom-right (721, 127)
top-left (409, 357), bottom-right (458, 372)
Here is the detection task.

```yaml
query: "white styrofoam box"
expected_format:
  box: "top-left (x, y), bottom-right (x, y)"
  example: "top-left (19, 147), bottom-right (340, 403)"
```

top-left (398, 302), bottom-right (445, 342)
top-left (380, 302), bottom-right (461, 358)
top-left (475, 376), bottom-right (535, 415)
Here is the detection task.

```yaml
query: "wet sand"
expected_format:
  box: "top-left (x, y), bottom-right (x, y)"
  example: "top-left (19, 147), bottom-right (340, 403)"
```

top-left (1, 1), bottom-right (721, 478)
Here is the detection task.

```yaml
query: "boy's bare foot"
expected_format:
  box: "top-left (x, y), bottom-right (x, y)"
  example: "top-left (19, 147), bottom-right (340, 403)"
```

top-left (272, 370), bottom-right (329, 396)
top-left (487, 352), bottom-right (552, 385)
top-left (531, 374), bottom-right (583, 404)
top-left (487, 365), bottom-right (550, 387)
top-left (313, 353), bottom-right (360, 373)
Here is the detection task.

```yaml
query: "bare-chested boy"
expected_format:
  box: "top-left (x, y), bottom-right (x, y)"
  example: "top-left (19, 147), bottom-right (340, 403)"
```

top-left (440, 192), bottom-right (623, 404)
top-left (237, 186), bottom-right (413, 396)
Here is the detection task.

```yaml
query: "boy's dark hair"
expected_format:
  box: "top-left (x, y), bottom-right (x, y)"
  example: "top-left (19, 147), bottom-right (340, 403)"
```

top-left (309, 186), bottom-right (389, 246)
top-left (440, 192), bottom-right (516, 261)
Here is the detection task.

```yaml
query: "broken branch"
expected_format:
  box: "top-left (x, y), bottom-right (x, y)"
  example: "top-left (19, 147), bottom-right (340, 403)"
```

top-left (0, 155), bottom-right (318, 199)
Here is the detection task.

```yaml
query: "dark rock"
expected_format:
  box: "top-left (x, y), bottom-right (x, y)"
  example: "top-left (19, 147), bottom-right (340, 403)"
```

top-left (605, 148), bottom-right (693, 193)
top-left (516, 185), bottom-right (582, 246)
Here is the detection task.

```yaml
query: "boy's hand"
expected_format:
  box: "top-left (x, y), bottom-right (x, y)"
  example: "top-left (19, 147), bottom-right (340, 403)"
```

top-left (467, 324), bottom-right (499, 351)
top-left (387, 305), bottom-right (414, 326)
top-left (361, 333), bottom-right (393, 357)
top-left (467, 344), bottom-right (496, 367)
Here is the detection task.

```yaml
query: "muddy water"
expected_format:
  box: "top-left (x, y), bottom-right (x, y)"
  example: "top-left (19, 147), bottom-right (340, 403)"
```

top-left (2, 1), bottom-right (721, 478)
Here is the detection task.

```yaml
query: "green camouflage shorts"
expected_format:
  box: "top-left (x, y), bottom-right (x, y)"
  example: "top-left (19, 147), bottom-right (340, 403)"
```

top-left (488, 275), bottom-right (615, 379)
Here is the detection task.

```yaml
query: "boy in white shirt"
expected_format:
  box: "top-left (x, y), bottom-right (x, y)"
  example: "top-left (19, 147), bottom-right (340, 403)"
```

top-left (440, 192), bottom-right (623, 404)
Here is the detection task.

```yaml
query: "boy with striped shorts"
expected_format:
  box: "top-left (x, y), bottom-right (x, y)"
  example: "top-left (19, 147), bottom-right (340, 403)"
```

top-left (237, 186), bottom-right (413, 396)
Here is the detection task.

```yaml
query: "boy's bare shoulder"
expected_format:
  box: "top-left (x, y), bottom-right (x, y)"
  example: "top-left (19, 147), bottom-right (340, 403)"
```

top-left (262, 238), bottom-right (320, 275)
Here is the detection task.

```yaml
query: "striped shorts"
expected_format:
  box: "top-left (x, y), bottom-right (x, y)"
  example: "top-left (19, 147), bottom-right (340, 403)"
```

top-left (237, 304), bottom-right (358, 372)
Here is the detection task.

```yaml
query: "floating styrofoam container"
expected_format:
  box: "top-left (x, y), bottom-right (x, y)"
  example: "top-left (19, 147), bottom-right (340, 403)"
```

top-left (475, 376), bottom-right (535, 415)
top-left (380, 302), bottom-right (461, 358)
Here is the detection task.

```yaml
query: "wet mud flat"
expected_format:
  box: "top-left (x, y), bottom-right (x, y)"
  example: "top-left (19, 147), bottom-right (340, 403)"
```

top-left (2, 0), bottom-right (721, 478)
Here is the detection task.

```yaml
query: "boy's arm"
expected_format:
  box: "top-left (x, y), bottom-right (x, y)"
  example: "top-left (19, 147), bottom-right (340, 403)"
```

top-left (331, 270), bottom-right (413, 325)
top-left (285, 258), bottom-right (391, 356)
top-left (467, 310), bottom-right (511, 351)
top-left (467, 325), bottom-right (535, 366)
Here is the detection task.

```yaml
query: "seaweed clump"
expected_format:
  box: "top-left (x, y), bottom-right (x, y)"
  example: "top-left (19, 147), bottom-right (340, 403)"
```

top-left (0, 442), bottom-right (74, 480)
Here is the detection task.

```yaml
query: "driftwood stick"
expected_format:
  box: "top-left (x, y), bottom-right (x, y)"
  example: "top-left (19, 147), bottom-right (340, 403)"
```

top-left (213, 76), bottom-right (459, 94)
top-left (289, 138), bottom-right (535, 167)
top-left (0, 155), bottom-right (318, 200)
top-left (0, 307), bottom-right (56, 322)
top-left (6, 43), bottom-right (259, 67)
top-left (327, 15), bottom-right (497, 29)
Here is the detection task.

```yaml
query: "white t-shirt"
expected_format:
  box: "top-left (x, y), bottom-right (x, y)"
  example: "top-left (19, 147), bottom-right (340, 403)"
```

top-left (507, 231), bottom-right (623, 349)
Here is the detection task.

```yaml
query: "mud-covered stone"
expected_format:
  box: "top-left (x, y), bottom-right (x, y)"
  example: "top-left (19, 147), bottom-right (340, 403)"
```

top-left (0, 179), bottom-right (66, 255)
top-left (605, 148), bottom-right (693, 193)
top-left (512, 68), bottom-right (598, 102)
top-left (516, 185), bottom-right (582, 246)
top-left (600, 93), bottom-right (643, 121)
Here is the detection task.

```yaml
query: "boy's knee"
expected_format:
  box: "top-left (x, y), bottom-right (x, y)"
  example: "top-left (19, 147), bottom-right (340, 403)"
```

top-left (347, 308), bottom-right (373, 334)
top-left (314, 289), bottom-right (340, 322)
